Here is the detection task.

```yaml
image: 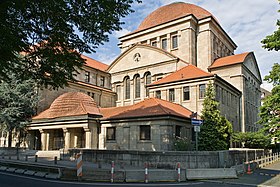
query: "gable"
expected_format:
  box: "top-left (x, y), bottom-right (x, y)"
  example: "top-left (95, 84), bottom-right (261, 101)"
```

top-left (108, 44), bottom-right (180, 74)
top-left (243, 53), bottom-right (262, 82)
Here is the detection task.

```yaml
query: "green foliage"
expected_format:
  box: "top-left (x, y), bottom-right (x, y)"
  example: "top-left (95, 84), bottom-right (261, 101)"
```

top-left (259, 63), bottom-right (280, 141)
top-left (173, 137), bottom-right (191, 151)
top-left (0, 0), bottom-right (141, 89)
top-left (0, 73), bottom-right (38, 147)
top-left (232, 131), bottom-right (271, 149)
top-left (198, 82), bottom-right (233, 151)
top-left (261, 18), bottom-right (280, 51)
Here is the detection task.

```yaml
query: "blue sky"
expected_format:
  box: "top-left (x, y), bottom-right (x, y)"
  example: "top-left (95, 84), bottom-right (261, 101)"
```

top-left (86, 0), bottom-right (280, 91)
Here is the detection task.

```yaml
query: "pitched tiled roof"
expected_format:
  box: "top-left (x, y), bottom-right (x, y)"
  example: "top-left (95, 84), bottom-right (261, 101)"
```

top-left (33, 92), bottom-right (102, 120)
top-left (136, 2), bottom-right (213, 32)
top-left (150, 64), bottom-right (213, 86)
top-left (209, 52), bottom-right (251, 69)
top-left (100, 98), bottom-right (193, 120)
top-left (81, 54), bottom-right (109, 72)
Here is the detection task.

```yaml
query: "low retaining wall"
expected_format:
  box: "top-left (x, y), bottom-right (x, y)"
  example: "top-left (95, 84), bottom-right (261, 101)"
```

top-left (69, 149), bottom-right (265, 169)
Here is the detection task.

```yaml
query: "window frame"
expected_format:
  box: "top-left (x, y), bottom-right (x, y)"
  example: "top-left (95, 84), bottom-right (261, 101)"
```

top-left (199, 84), bottom-right (206, 99)
top-left (106, 127), bottom-right (116, 141)
top-left (156, 90), bottom-right (161, 99)
top-left (124, 77), bottom-right (130, 100)
top-left (161, 38), bottom-right (167, 50)
top-left (85, 71), bottom-right (90, 83)
top-left (139, 125), bottom-right (151, 140)
top-left (183, 86), bottom-right (190, 101)
top-left (100, 76), bottom-right (105, 87)
top-left (145, 72), bottom-right (151, 97)
top-left (134, 75), bottom-right (141, 98)
top-left (169, 88), bottom-right (175, 102)
top-left (171, 35), bottom-right (178, 49)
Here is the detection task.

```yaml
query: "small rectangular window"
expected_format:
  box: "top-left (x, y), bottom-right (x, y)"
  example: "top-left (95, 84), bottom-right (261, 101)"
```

top-left (156, 90), bottom-right (161, 99)
top-left (161, 38), bottom-right (167, 50)
top-left (199, 84), bottom-right (206, 99)
top-left (100, 76), bottom-right (105, 87)
top-left (106, 127), bottom-right (116, 141)
top-left (183, 86), bottom-right (190, 101)
top-left (85, 71), bottom-right (90, 83)
top-left (151, 41), bottom-right (157, 47)
top-left (175, 125), bottom-right (181, 137)
top-left (140, 125), bottom-right (151, 140)
top-left (91, 92), bottom-right (95, 99)
top-left (171, 35), bottom-right (178, 49)
top-left (169, 89), bottom-right (175, 102)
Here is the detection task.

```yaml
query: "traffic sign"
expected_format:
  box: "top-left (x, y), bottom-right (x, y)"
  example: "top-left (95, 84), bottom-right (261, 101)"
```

top-left (191, 119), bottom-right (203, 126)
top-left (194, 125), bottom-right (200, 132)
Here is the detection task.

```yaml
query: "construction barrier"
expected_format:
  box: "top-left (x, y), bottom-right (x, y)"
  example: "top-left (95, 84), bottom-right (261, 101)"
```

top-left (111, 161), bottom-right (115, 183)
top-left (144, 162), bottom-right (148, 183)
top-left (76, 153), bottom-right (82, 177)
top-left (177, 162), bottom-right (181, 182)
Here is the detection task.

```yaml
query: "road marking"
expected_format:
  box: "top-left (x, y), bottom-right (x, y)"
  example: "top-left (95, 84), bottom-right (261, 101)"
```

top-left (0, 171), bottom-right (204, 186)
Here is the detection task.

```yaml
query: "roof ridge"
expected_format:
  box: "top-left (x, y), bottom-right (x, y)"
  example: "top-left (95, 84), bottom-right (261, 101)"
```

top-left (153, 98), bottom-right (172, 115)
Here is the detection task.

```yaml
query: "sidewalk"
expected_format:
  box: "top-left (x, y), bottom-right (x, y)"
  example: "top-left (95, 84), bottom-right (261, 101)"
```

top-left (205, 161), bottom-right (280, 187)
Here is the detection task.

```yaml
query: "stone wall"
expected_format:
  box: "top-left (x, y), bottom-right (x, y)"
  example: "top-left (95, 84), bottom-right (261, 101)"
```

top-left (69, 148), bottom-right (265, 169)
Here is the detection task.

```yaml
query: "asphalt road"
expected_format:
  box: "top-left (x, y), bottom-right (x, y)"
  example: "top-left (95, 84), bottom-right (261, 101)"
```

top-left (0, 172), bottom-right (252, 187)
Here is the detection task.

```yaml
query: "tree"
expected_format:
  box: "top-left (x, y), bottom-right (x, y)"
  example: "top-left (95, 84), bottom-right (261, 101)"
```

top-left (259, 63), bottom-right (280, 141)
top-left (261, 1), bottom-right (280, 51)
top-left (232, 131), bottom-right (271, 149)
top-left (0, 73), bottom-right (38, 147)
top-left (198, 82), bottom-right (233, 151)
top-left (0, 0), bottom-right (141, 89)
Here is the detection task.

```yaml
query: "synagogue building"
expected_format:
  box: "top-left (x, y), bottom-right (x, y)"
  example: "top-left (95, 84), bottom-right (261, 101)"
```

top-left (1, 2), bottom-right (262, 151)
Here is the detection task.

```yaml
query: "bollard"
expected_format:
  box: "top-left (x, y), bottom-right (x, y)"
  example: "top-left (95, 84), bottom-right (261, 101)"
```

top-left (25, 155), bottom-right (28, 161)
top-left (9, 155), bottom-right (11, 160)
top-left (144, 162), bottom-right (148, 183)
top-left (111, 161), bottom-right (115, 183)
top-left (247, 162), bottom-right (252, 174)
top-left (35, 155), bottom-right (38, 162)
top-left (177, 162), bottom-right (181, 182)
top-left (17, 154), bottom-right (19, 160)
top-left (76, 153), bottom-right (83, 179)
top-left (54, 156), bottom-right (57, 165)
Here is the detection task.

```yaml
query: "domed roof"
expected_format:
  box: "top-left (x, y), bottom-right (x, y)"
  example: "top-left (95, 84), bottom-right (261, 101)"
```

top-left (33, 92), bottom-right (102, 119)
top-left (137, 2), bottom-right (213, 31)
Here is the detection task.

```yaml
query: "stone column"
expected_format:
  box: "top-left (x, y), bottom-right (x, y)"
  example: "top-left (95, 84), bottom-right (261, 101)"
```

top-left (63, 128), bottom-right (70, 150)
top-left (39, 129), bottom-right (46, 151)
top-left (84, 128), bottom-right (92, 149)
top-left (46, 132), bottom-right (49, 151)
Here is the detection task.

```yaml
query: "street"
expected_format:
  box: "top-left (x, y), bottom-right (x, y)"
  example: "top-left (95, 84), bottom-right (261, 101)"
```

top-left (0, 172), bottom-right (249, 187)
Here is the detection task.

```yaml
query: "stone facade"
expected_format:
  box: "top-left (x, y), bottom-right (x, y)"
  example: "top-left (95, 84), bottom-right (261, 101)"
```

top-left (24, 2), bottom-right (263, 152)
top-left (109, 2), bottom-right (261, 132)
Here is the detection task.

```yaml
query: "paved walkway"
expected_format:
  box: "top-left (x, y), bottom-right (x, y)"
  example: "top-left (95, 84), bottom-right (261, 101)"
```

top-left (206, 161), bottom-right (280, 187)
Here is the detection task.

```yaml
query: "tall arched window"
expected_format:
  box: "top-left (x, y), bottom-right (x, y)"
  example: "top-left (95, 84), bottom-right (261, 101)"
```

top-left (144, 72), bottom-right (151, 97)
top-left (134, 74), bottom-right (141, 98)
top-left (124, 76), bottom-right (130, 99)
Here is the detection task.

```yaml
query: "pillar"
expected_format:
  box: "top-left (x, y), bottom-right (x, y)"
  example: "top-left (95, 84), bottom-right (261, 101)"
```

top-left (63, 128), bottom-right (70, 150)
top-left (84, 128), bottom-right (92, 149)
top-left (39, 129), bottom-right (46, 151)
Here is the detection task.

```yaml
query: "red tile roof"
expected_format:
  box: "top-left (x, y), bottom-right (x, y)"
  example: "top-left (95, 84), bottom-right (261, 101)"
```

top-left (209, 52), bottom-right (251, 69)
top-left (136, 2), bottom-right (213, 32)
top-left (33, 92), bottom-right (102, 120)
top-left (81, 54), bottom-right (109, 72)
top-left (100, 98), bottom-right (193, 120)
top-left (150, 64), bottom-right (213, 86)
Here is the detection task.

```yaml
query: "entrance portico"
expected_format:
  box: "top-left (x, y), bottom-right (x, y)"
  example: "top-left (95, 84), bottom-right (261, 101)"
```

top-left (28, 92), bottom-right (102, 151)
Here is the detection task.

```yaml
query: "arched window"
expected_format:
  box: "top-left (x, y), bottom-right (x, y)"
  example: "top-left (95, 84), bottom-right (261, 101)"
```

top-left (144, 72), bottom-right (151, 97)
top-left (134, 74), bottom-right (141, 98)
top-left (124, 76), bottom-right (130, 99)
